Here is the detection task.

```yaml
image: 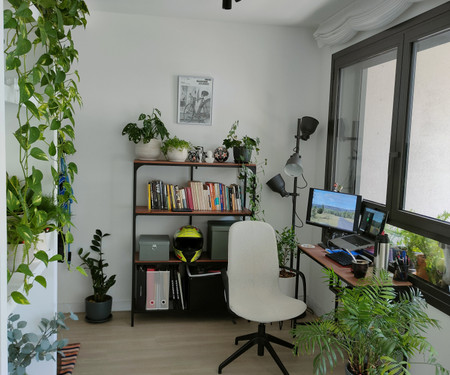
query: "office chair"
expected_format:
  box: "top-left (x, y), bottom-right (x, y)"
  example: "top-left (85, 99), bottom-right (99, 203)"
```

top-left (218, 221), bottom-right (307, 375)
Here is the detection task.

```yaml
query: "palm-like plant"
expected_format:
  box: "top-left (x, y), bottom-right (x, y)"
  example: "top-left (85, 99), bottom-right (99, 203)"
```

top-left (78, 229), bottom-right (116, 302)
top-left (292, 269), bottom-right (449, 375)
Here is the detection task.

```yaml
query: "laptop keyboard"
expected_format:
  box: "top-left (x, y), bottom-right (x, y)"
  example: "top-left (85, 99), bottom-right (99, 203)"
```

top-left (326, 251), bottom-right (354, 266)
top-left (345, 236), bottom-right (371, 247)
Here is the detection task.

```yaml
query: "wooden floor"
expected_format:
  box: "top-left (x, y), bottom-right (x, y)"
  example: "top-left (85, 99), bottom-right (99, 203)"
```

top-left (61, 310), bottom-right (346, 375)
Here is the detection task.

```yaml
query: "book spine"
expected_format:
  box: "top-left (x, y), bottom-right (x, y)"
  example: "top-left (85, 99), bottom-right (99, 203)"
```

top-left (148, 182), bottom-right (152, 210)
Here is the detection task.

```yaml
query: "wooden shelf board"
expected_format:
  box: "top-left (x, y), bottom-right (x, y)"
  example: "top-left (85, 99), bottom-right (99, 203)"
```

top-left (134, 160), bottom-right (256, 168)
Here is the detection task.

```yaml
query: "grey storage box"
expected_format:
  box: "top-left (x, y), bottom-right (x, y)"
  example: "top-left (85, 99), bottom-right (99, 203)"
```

top-left (207, 220), bottom-right (238, 260)
top-left (139, 235), bottom-right (170, 261)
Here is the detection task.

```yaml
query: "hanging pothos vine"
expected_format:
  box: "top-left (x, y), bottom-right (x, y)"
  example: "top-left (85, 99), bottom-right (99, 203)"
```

top-left (4, 0), bottom-right (89, 304)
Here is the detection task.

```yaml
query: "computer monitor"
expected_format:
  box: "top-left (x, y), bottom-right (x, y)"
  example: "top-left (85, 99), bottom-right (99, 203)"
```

top-left (306, 188), bottom-right (362, 234)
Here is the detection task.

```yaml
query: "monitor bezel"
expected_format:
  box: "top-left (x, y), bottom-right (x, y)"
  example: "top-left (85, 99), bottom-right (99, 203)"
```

top-left (305, 187), bottom-right (362, 234)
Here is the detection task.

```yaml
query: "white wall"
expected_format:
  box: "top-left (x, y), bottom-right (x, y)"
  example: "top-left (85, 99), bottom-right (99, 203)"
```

top-left (58, 10), bottom-right (324, 313)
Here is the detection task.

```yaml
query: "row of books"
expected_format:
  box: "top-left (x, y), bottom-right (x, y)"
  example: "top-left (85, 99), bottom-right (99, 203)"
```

top-left (135, 267), bottom-right (186, 311)
top-left (147, 180), bottom-right (244, 211)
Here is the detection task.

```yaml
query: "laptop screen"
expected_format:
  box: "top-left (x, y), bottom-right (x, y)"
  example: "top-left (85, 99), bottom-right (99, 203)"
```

top-left (358, 206), bottom-right (387, 239)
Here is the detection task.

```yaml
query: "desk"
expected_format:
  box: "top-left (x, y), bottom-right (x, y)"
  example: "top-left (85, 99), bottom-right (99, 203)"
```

top-left (298, 245), bottom-right (411, 306)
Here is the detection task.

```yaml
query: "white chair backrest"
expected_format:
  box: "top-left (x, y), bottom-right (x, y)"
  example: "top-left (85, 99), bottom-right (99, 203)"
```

top-left (227, 221), bottom-right (280, 300)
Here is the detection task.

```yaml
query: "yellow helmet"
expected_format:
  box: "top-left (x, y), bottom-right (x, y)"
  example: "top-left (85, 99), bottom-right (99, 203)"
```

top-left (173, 225), bottom-right (203, 263)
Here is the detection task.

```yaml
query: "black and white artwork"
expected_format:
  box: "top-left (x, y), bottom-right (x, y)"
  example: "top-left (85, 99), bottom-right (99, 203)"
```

top-left (177, 76), bottom-right (213, 125)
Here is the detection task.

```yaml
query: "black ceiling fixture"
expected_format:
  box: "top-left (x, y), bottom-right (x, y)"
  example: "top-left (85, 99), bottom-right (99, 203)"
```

top-left (223, 0), bottom-right (241, 10)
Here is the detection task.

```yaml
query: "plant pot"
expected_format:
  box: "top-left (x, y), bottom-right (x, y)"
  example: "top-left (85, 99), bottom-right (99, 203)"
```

top-left (135, 139), bottom-right (162, 160)
top-left (166, 148), bottom-right (188, 162)
top-left (7, 232), bottom-right (51, 271)
top-left (232, 146), bottom-right (252, 163)
top-left (278, 270), bottom-right (296, 298)
top-left (85, 295), bottom-right (112, 323)
top-left (345, 363), bottom-right (356, 375)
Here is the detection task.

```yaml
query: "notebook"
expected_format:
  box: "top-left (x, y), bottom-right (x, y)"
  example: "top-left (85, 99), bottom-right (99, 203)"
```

top-left (330, 206), bottom-right (387, 251)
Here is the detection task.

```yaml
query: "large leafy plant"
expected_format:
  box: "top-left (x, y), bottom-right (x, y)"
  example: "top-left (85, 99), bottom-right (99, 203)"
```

top-left (8, 312), bottom-right (78, 375)
top-left (78, 229), bottom-right (116, 302)
top-left (4, 0), bottom-right (89, 304)
top-left (276, 226), bottom-right (297, 273)
top-left (122, 108), bottom-right (170, 144)
top-left (293, 269), bottom-right (448, 375)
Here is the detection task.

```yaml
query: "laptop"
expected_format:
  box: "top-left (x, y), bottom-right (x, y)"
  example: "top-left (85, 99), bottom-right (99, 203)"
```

top-left (330, 206), bottom-right (388, 251)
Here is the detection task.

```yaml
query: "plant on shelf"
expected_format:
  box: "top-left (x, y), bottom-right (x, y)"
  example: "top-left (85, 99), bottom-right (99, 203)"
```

top-left (161, 136), bottom-right (192, 162)
top-left (122, 109), bottom-right (170, 160)
top-left (8, 312), bottom-right (78, 375)
top-left (292, 268), bottom-right (449, 375)
top-left (78, 229), bottom-right (116, 322)
top-left (223, 120), bottom-right (260, 163)
top-left (4, 0), bottom-right (89, 304)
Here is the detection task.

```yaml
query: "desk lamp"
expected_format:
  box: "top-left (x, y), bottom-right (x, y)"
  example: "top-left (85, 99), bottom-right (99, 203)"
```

top-left (266, 117), bottom-right (319, 301)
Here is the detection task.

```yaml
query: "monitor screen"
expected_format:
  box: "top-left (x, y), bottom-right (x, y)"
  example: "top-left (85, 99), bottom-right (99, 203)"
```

top-left (306, 188), bottom-right (362, 233)
top-left (358, 205), bottom-right (387, 238)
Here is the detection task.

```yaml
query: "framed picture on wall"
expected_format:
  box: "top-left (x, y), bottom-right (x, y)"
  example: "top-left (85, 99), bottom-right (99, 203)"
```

top-left (177, 76), bottom-right (213, 125)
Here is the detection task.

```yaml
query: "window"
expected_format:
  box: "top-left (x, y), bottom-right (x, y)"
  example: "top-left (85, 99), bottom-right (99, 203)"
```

top-left (325, 3), bottom-right (450, 314)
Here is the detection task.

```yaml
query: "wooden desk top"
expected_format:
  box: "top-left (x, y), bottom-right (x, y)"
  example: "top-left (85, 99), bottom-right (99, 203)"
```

top-left (298, 244), bottom-right (412, 288)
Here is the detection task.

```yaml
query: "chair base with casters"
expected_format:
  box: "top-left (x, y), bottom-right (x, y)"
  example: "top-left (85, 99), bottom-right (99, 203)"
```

top-left (218, 322), bottom-right (295, 375)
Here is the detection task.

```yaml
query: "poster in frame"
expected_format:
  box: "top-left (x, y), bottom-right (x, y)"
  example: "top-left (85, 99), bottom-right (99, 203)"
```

top-left (177, 76), bottom-right (213, 125)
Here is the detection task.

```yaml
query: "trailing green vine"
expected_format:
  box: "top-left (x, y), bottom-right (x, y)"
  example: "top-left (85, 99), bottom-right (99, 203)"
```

top-left (4, 0), bottom-right (89, 304)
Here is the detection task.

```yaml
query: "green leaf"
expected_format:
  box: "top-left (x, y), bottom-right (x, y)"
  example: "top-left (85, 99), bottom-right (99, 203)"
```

top-left (15, 1), bottom-right (33, 17)
top-left (76, 266), bottom-right (88, 277)
top-left (29, 126), bottom-right (41, 144)
top-left (17, 264), bottom-right (33, 277)
top-left (11, 292), bottom-right (30, 305)
top-left (24, 100), bottom-right (41, 119)
top-left (34, 275), bottom-right (47, 288)
top-left (15, 36), bottom-right (32, 56)
top-left (55, 70), bottom-right (66, 84)
top-left (44, 84), bottom-right (54, 97)
top-left (5, 53), bottom-right (21, 70)
top-left (37, 53), bottom-right (53, 66)
top-left (48, 141), bottom-right (56, 156)
top-left (65, 231), bottom-right (74, 244)
top-left (35, 251), bottom-right (49, 266)
top-left (17, 225), bottom-right (34, 243)
top-left (19, 82), bottom-right (34, 102)
top-left (30, 147), bottom-right (48, 161)
top-left (50, 118), bottom-right (61, 130)
top-left (50, 254), bottom-right (62, 262)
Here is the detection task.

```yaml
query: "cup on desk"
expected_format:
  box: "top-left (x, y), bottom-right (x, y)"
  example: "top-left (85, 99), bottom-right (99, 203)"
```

top-left (352, 259), bottom-right (369, 279)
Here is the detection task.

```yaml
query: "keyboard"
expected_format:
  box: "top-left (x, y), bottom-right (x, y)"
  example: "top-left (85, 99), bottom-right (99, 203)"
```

top-left (326, 251), bottom-right (354, 266)
top-left (344, 235), bottom-right (371, 247)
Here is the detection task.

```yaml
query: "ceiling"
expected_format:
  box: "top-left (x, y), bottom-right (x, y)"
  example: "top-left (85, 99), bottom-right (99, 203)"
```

top-left (86, 0), bottom-right (357, 28)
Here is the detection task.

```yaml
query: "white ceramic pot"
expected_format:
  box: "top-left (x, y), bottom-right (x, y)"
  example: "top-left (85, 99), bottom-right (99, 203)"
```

top-left (278, 272), bottom-right (296, 298)
top-left (135, 139), bottom-right (162, 160)
top-left (166, 148), bottom-right (188, 162)
top-left (7, 232), bottom-right (50, 271)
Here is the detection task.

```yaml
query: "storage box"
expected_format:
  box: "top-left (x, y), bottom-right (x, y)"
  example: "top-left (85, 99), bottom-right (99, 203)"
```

top-left (139, 235), bottom-right (170, 261)
top-left (207, 220), bottom-right (238, 260)
top-left (186, 266), bottom-right (227, 311)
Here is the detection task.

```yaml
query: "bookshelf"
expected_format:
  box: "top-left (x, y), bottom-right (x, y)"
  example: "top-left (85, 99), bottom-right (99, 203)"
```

top-left (131, 159), bottom-right (256, 326)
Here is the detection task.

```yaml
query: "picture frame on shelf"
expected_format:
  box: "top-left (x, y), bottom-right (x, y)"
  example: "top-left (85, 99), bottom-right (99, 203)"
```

top-left (177, 76), bottom-right (213, 125)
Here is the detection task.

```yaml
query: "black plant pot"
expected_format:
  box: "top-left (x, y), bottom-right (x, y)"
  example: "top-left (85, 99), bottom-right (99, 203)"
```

top-left (233, 146), bottom-right (252, 163)
top-left (85, 295), bottom-right (112, 323)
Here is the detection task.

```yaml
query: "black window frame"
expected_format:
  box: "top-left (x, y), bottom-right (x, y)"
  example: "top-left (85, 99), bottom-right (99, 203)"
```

top-left (325, 2), bottom-right (450, 315)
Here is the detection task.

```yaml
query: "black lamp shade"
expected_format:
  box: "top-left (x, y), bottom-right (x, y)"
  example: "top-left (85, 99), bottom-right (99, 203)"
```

top-left (223, 0), bottom-right (232, 9)
top-left (266, 174), bottom-right (289, 197)
top-left (299, 116), bottom-right (319, 141)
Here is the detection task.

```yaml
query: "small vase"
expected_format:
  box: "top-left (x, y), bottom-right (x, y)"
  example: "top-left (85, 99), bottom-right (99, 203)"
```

top-left (135, 139), bottom-right (162, 160)
top-left (166, 148), bottom-right (188, 162)
top-left (232, 146), bottom-right (252, 163)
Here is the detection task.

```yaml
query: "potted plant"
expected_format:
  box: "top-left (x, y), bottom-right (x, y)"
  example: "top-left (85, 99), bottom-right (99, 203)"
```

top-left (161, 136), bottom-right (191, 162)
top-left (122, 108), bottom-right (170, 160)
top-left (276, 226), bottom-right (298, 297)
top-left (292, 269), bottom-right (449, 375)
top-left (223, 120), bottom-right (260, 163)
top-left (78, 229), bottom-right (116, 323)
top-left (4, 0), bottom-right (88, 304)
top-left (7, 312), bottom-right (77, 375)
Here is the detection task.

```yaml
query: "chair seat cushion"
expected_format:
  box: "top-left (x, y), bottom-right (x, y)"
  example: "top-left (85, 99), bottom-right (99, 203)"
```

top-left (229, 287), bottom-right (307, 323)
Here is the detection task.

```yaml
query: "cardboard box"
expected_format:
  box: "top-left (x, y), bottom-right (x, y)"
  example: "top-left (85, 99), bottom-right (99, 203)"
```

top-left (139, 235), bottom-right (170, 261)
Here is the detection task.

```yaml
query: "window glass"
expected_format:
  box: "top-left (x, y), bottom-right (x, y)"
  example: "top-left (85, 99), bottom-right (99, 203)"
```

top-left (404, 29), bottom-right (450, 222)
top-left (334, 50), bottom-right (396, 203)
